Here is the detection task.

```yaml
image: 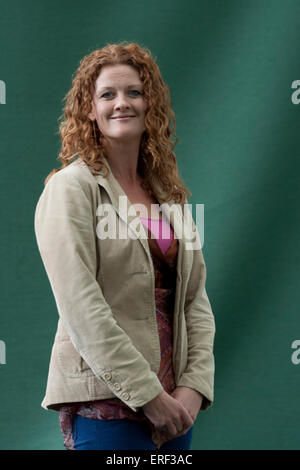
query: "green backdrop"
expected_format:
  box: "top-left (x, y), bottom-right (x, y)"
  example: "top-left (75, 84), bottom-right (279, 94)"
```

top-left (0, 0), bottom-right (299, 450)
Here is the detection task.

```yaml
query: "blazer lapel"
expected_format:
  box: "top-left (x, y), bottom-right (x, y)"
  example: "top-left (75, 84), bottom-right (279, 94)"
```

top-left (86, 158), bottom-right (184, 245)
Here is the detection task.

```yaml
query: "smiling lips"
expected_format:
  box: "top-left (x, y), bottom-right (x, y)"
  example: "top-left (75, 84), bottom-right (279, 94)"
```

top-left (111, 115), bottom-right (135, 119)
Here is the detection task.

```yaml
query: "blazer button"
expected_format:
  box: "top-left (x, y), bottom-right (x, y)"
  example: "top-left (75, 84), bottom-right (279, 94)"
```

top-left (121, 392), bottom-right (130, 401)
top-left (114, 383), bottom-right (121, 391)
top-left (104, 372), bottom-right (112, 381)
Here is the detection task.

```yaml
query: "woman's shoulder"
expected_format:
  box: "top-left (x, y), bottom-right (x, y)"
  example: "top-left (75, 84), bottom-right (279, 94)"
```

top-left (47, 157), bottom-right (99, 193)
top-left (35, 158), bottom-right (100, 219)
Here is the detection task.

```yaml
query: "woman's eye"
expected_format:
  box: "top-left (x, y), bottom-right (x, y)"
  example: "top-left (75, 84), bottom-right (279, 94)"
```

top-left (100, 90), bottom-right (142, 99)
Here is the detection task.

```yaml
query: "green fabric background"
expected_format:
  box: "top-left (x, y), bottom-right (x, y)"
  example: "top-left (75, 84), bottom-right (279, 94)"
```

top-left (0, 0), bottom-right (299, 450)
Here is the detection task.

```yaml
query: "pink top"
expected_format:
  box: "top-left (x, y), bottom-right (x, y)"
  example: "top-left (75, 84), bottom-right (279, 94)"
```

top-left (139, 217), bottom-right (174, 254)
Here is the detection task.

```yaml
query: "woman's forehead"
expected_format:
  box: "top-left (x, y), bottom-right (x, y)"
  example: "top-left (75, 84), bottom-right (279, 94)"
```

top-left (96, 64), bottom-right (141, 84)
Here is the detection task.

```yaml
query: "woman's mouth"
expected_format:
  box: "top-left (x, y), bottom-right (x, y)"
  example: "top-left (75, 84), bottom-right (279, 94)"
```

top-left (111, 116), bottom-right (135, 120)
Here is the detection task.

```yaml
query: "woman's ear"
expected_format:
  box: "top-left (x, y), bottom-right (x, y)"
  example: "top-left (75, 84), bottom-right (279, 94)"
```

top-left (88, 101), bottom-right (95, 121)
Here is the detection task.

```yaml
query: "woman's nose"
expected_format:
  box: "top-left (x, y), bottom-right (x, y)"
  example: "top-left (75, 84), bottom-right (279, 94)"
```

top-left (114, 93), bottom-right (130, 110)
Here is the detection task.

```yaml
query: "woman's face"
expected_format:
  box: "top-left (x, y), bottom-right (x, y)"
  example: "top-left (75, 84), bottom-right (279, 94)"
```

top-left (88, 63), bottom-right (147, 144)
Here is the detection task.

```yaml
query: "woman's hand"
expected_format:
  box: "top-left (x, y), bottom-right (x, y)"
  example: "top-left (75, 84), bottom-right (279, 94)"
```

top-left (152, 387), bottom-right (203, 445)
top-left (171, 386), bottom-right (203, 423)
top-left (142, 390), bottom-right (194, 438)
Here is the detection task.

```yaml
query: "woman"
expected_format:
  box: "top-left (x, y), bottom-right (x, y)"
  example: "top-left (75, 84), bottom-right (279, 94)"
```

top-left (34, 42), bottom-right (216, 450)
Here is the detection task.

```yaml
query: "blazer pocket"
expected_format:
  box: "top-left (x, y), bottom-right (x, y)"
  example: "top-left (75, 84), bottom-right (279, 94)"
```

top-left (56, 339), bottom-right (95, 378)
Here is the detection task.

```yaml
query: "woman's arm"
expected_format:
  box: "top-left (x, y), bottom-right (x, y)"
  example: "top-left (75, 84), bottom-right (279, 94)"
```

top-left (171, 386), bottom-right (203, 420)
top-left (176, 206), bottom-right (216, 412)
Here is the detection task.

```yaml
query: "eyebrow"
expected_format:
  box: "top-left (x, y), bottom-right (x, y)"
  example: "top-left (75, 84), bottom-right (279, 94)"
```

top-left (96, 84), bottom-right (143, 93)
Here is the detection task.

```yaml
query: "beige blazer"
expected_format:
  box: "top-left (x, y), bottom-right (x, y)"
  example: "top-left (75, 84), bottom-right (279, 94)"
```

top-left (34, 156), bottom-right (216, 413)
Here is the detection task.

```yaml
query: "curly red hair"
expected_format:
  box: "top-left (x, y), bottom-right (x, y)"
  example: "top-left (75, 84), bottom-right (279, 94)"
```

top-left (45, 41), bottom-right (191, 203)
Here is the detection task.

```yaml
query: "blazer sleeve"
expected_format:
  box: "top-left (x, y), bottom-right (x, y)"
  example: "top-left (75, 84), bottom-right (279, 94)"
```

top-left (34, 170), bottom-right (164, 412)
top-left (176, 205), bottom-right (216, 411)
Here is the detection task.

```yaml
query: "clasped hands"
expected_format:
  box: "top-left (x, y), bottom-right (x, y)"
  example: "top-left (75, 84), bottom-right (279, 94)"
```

top-left (151, 386), bottom-right (203, 447)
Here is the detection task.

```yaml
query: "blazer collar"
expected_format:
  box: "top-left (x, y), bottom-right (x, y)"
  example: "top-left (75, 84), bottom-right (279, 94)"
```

top-left (74, 155), bottom-right (186, 247)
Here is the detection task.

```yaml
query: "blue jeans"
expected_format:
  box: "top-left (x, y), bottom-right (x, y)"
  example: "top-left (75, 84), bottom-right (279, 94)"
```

top-left (72, 414), bottom-right (194, 450)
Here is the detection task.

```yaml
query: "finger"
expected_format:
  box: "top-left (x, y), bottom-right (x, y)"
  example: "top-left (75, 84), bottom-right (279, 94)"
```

top-left (177, 424), bottom-right (188, 434)
top-left (180, 427), bottom-right (190, 436)
top-left (168, 422), bottom-right (179, 437)
top-left (184, 411), bottom-right (194, 428)
top-left (159, 424), bottom-right (176, 437)
top-left (176, 424), bottom-right (192, 438)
